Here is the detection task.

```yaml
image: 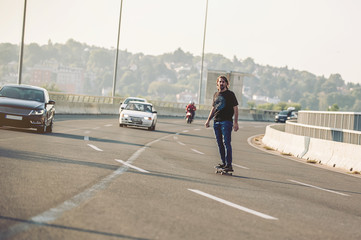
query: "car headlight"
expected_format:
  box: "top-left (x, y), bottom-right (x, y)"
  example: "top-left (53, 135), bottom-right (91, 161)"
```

top-left (121, 113), bottom-right (128, 118)
top-left (29, 109), bottom-right (44, 115)
top-left (144, 117), bottom-right (152, 120)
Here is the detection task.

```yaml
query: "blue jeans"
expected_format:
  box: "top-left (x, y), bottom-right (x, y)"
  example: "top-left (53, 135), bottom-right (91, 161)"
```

top-left (213, 121), bottom-right (233, 166)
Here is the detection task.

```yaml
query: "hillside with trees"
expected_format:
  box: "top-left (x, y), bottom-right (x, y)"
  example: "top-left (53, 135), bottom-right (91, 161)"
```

top-left (1, 39), bottom-right (361, 111)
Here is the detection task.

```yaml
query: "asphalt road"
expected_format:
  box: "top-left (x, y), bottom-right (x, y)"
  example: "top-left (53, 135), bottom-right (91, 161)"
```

top-left (0, 115), bottom-right (360, 240)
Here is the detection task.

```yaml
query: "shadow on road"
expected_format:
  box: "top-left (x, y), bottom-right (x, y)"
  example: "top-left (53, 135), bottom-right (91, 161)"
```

top-left (0, 215), bottom-right (150, 240)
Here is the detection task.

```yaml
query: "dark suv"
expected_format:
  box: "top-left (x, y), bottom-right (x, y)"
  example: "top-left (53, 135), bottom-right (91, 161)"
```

top-left (274, 108), bottom-right (297, 123)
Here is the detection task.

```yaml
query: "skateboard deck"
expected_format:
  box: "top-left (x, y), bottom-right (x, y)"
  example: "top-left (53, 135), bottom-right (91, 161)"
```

top-left (215, 167), bottom-right (233, 176)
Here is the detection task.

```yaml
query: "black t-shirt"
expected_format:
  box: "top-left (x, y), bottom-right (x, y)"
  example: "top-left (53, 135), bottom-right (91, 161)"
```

top-left (212, 90), bottom-right (238, 122)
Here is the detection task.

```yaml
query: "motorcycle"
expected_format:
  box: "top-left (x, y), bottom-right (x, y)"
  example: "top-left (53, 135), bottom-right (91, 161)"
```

top-left (186, 110), bottom-right (193, 124)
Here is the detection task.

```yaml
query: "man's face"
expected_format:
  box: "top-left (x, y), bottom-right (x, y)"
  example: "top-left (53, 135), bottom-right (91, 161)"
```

top-left (217, 79), bottom-right (227, 91)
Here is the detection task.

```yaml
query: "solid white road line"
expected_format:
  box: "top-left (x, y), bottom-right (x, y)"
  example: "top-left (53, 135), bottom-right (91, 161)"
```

top-left (115, 159), bottom-right (150, 173)
top-left (1, 134), bottom-right (171, 239)
top-left (177, 141), bottom-right (186, 146)
top-left (188, 189), bottom-right (278, 220)
top-left (233, 164), bottom-right (250, 170)
top-left (191, 148), bottom-right (204, 155)
top-left (288, 180), bottom-right (350, 197)
top-left (104, 124), bottom-right (113, 127)
top-left (87, 144), bottom-right (103, 152)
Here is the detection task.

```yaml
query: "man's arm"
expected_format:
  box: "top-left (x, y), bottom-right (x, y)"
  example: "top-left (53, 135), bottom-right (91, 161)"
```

top-left (205, 106), bottom-right (215, 128)
top-left (233, 106), bottom-right (239, 132)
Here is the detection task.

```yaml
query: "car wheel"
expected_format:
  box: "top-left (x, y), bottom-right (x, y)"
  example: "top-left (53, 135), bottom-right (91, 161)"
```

top-left (148, 124), bottom-right (155, 131)
top-left (119, 124), bottom-right (123, 127)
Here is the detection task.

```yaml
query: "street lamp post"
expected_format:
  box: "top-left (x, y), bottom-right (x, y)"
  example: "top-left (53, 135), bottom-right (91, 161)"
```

top-left (198, 0), bottom-right (209, 105)
top-left (18, 0), bottom-right (27, 85)
top-left (112, 0), bottom-right (124, 101)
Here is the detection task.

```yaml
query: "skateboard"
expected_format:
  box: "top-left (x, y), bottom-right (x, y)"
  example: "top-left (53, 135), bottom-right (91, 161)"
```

top-left (214, 166), bottom-right (233, 176)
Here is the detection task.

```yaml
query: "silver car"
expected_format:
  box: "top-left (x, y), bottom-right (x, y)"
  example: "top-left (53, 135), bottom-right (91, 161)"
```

top-left (119, 97), bottom-right (147, 113)
top-left (119, 101), bottom-right (157, 131)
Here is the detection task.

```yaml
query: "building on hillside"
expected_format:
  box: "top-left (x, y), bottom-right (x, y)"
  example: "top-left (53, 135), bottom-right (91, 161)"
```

top-left (28, 60), bottom-right (87, 94)
top-left (56, 66), bottom-right (85, 93)
top-left (176, 90), bottom-right (197, 104)
top-left (28, 59), bottom-right (58, 86)
top-left (252, 95), bottom-right (280, 104)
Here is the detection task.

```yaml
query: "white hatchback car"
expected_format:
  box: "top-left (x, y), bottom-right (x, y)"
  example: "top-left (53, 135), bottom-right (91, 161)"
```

top-left (119, 101), bottom-right (157, 131)
top-left (119, 97), bottom-right (147, 113)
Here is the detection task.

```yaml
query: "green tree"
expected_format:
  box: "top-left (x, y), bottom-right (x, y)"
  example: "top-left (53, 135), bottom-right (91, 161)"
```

top-left (0, 43), bottom-right (18, 64)
top-left (247, 101), bottom-right (256, 109)
top-left (328, 104), bottom-right (339, 111)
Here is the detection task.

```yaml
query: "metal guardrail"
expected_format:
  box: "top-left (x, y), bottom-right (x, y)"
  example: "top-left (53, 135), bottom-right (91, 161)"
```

top-left (49, 92), bottom-right (278, 121)
top-left (286, 112), bottom-right (361, 145)
top-left (49, 92), bottom-right (120, 104)
top-left (49, 92), bottom-right (213, 110)
top-left (298, 110), bottom-right (361, 131)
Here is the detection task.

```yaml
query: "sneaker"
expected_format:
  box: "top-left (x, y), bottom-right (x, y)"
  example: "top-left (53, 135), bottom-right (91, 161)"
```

top-left (223, 165), bottom-right (233, 172)
top-left (215, 163), bottom-right (226, 169)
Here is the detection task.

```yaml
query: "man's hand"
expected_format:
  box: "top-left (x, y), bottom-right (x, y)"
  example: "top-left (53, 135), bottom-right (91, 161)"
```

top-left (233, 122), bottom-right (239, 132)
top-left (205, 120), bottom-right (210, 128)
top-left (205, 107), bottom-right (215, 128)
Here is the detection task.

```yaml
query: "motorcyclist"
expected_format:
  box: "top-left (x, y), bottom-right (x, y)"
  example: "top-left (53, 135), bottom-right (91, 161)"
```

top-left (185, 101), bottom-right (196, 120)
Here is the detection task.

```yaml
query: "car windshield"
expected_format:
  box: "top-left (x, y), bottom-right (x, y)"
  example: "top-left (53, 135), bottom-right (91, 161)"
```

top-left (124, 98), bottom-right (145, 104)
top-left (279, 111), bottom-right (289, 115)
top-left (126, 103), bottom-right (152, 112)
top-left (0, 86), bottom-right (44, 102)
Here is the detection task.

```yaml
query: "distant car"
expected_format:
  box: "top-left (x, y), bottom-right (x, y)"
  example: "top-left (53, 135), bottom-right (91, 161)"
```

top-left (119, 101), bottom-right (157, 131)
top-left (0, 84), bottom-right (55, 133)
top-left (119, 97), bottom-right (147, 113)
top-left (275, 108), bottom-right (297, 123)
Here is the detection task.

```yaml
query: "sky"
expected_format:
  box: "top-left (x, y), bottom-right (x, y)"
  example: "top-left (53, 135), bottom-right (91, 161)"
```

top-left (1, 0), bottom-right (361, 84)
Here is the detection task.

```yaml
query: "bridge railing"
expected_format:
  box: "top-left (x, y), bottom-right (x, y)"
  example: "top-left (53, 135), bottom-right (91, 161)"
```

top-left (49, 92), bottom-right (212, 110)
top-left (286, 111), bottom-right (361, 145)
top-left (297, 110), bottom-right (361, 131)
top-left (49, 92), bottom-right (121, 104)
top-left (49, 92), bottom-right (278, 121)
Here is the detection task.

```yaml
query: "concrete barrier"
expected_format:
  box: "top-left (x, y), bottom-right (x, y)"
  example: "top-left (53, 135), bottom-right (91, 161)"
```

top-left (263, 125), bottom-right (308, 158)
top-left (263, 124), bottom-right (361, 173)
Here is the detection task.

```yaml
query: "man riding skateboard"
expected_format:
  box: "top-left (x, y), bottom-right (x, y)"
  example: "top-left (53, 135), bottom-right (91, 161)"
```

top-left (205, 75), bottom-right (239, 173)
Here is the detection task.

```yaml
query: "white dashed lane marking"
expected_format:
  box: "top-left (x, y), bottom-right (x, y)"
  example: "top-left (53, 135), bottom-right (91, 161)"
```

top-left (87, 144), bottom-right (103, 152)
top-left (191, 148), bottom-right (204, 155)
top-left (188, 189), bottom-right (278, 220)
top-left (115, 160), bottom-right (150, 173)
top-left (177, 141), bottom-right (186, 146)
top-left (288, 180), bottom-right (350, 196)
top-left (233, 164), bottom-right (250, 170)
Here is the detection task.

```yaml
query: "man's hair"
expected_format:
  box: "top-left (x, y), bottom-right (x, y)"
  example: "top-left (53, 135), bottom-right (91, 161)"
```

top-left (217, 75), bottom-right (229, 88)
